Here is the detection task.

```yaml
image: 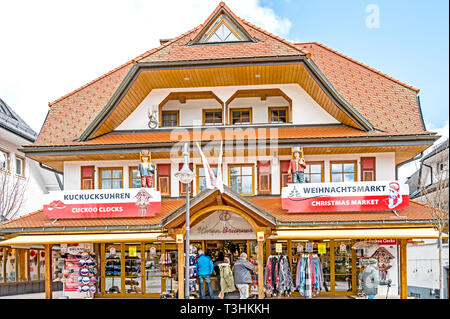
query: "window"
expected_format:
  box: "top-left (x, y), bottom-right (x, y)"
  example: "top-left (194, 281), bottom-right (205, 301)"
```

top-left (269, 107), bottom-right (288, 124)
top-left (15, 155), bottom-right (25, 177)
top-left (179, 163), bottom-right (193, 196)
top-left (129, 166), bottom-right (140, 188)
top-left (230, 108), bottom-right (251, 124)
top-left (203, 109), bottom-right (223, 125)
top-left (99, 168), bottom-right (123, 189)
top-left (161, 111), bottom-right (179, 127)
top-left (157, 164), bottom-right (170, 197)
top-left (304, 162), bottom-right (324, 183)
top-left (197, 165), bottom-right (218, 194)
top-left (229, 164), bottom-right (254, 195)
top-left (331, 161), bottom-right (357, 182)
top-left (207, 22), bottom-right (240, 42)
top-left (360, 157), bottom-right (376, 181)
top-left (81, 166), bottom-right (95, 189)
top-left (0, 149), bottom-right (10, 172)
top-left (257, 161), bottom-right (271, 194)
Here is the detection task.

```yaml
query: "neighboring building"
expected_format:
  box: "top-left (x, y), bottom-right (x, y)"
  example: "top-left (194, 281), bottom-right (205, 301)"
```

top-left (0, 2), bottom-right (445, 299)
top-left (0, 97), bottom-right (63, 220)
top-left (405, 139), bottom-right (449, 298)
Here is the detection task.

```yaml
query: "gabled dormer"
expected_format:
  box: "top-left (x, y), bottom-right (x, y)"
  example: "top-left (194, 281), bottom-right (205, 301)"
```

top-left (188, 2), bottom-right (256, 45)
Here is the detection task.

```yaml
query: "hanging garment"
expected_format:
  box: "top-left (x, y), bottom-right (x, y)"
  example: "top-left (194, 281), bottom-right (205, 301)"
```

top-left (277, 256), bottom-right (295, 295)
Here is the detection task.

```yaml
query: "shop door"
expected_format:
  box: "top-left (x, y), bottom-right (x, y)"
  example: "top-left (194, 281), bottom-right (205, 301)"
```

top-left (333, 240), bottom-right (356, 295)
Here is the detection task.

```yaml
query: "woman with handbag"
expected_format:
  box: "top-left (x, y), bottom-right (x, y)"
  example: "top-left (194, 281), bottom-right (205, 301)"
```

top-left (218, 257), bottom-right (235, 299)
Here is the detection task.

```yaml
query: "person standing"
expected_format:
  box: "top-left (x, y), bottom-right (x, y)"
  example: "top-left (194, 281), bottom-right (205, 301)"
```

top-left (358, 258), bottom-right (391, 299)
top-left (218, 257), bottom-right (235, 299)
top-left (196, 249), bottom-right (215, 299)
top-left (287, 147), bottom-right (307, 184)
top-left (233, 252), bottom-right (254, 299)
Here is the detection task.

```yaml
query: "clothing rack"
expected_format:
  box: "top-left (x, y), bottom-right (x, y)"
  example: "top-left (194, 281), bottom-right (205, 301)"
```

top-left (296, 253), bottom-right (324, 298)
top-left (264, 254), bottom-right (294, 297)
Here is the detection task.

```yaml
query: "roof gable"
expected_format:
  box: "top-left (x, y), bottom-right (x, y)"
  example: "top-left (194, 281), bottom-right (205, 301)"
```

top-left (189, 4), bottom-right (255, 44)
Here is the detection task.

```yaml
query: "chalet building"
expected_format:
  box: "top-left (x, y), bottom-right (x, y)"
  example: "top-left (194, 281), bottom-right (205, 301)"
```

top-left (0, 2), bottom-right (446, 299)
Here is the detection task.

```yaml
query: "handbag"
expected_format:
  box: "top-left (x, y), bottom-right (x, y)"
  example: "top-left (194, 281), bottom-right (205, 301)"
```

top-left (218, 291), bottom-right (224, 299)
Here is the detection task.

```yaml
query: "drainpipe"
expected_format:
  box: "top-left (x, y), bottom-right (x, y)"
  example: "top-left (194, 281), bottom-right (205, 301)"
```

top-left (39, 162), bottom-right (64, 190)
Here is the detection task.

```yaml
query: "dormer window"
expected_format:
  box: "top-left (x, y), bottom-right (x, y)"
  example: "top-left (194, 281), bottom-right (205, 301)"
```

top-left (206, 20), bottom-right (240, 42)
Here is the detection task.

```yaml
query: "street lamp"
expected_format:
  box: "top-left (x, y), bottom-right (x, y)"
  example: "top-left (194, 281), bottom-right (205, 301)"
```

top-left (174, 143), bottom-right (195, 299)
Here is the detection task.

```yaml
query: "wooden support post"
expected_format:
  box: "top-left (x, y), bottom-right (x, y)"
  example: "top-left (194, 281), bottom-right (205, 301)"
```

top-left (2, 248), bottom-right (6, 283)
top-left (330, 240), bottom-right (335, 295)
top-left (44, 244), bottom-right (53, 299)
top-left (257, 237), bottom-right (264, 299)
top-left (400, 239), bottom-right (407, 299)
top-left (177, 240), bottom-right (185, 299)
top-left (287, 240), bottom-right (292, 272)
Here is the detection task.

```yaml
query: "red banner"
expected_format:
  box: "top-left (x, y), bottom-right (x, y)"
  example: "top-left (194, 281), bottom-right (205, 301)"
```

top-left (43, 188), bottom-right (161, 219)
top-left (282, 181), bottom-right (409, 213)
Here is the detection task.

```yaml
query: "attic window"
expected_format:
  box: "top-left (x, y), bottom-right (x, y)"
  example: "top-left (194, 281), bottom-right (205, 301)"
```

top-left (207, 22), bottom-right (239, 42)
top-left (196, 13), bottom-right (251, 44)
top-left (0, 103), bottom-right (8, 115)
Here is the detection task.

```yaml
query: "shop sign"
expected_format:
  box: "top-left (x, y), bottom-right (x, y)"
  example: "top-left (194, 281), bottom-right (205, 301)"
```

top-left (257, 232), bottom-right (265, 242)
top-left (318, 243), bottom-right (326, 254)
top-left (339, 244), bottom-right (347, 253)
top-left (372, 239), bottom-right (397, 245)
top-left (282, 181), bottom-right (409, 213)
top-left (109, 247), bottom-right (116, 256)
top-left (43, 188), bottom-right (161, 219)
top-left (275, 243), bottom-right (282, 253)
top-left (191, 211), bottom-right (255, 240)
top-left (296, 244), bottom-right (303, 253)
top-left (129, 246), bottom-right (137, 257)
top-left (176, 234), bottom-right (184, 244)
top-left (305, 242), bottom-right (313, 253)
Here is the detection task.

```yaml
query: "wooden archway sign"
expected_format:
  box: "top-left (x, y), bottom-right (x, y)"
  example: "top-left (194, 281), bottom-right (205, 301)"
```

top-left (181, 204), bottom-right (259, 235)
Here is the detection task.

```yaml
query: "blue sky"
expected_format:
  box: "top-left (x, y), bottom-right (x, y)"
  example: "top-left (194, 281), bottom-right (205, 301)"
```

top-left (271, 0), bottom-right (449, 132)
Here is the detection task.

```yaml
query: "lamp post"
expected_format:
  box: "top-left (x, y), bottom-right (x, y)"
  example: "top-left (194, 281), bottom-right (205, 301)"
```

top-left (174, 143), bottom-right (195, 299)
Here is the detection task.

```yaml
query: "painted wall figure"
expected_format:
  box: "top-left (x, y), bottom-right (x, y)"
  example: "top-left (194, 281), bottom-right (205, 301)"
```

top-left (137, 150), bottom-right (155, 188)
top-left (288, 146), bottom-right (307, 183)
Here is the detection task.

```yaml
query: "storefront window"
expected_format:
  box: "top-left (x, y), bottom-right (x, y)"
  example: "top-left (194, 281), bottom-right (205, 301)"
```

top-left (145, 243), bottom-right (161, 294)
top-left (331, 161), bottom-right (357, 182)
top-left (6, 249), bottom-right (16, 282)
top-left (125, 244), bottom-right (141, 294)
top-left (39, 250), bottom-right (45, 280)
top-left (229, 165), bottom-right (253, 195)
top-left (105, 244), bottom-right (121, 294)
top-left (100, 168), bottom-right (123, 189)
top-left (334, 240), bottom-right (353, 292)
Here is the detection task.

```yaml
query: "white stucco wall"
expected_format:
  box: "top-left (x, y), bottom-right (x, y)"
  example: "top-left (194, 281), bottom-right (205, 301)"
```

top-left (63, 152), bottom-right (396, 197)
top-left (116, 83), bottom-right (339, 130)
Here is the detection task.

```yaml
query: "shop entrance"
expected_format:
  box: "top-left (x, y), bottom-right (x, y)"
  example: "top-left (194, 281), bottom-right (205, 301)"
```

top-left (189, 240), bottom-right (260, 298)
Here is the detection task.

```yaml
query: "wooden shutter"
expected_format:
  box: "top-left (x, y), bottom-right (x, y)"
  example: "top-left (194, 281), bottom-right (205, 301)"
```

top-left (280, 160), bottom-right (291, 188)
top-left (257, 161), bottom-right (271, 194)
top-left (179, 163), bottom-right (193, 196)
top-left (81, 166), bottom-right (95, 190)
top-left (361, 157), bottom-right (376, 181)
top-left (157, 164), bottom-right (170, 197)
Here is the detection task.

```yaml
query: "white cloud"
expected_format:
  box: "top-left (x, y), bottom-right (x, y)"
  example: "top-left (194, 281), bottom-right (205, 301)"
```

top-left (0, 0), bottom-right (292, 132)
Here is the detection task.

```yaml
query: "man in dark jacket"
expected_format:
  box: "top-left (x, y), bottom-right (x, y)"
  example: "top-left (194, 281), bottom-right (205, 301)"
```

top-left (196, 250), bottom-right (214, 299)
top-left (233, 252), bottom-right (254, 299)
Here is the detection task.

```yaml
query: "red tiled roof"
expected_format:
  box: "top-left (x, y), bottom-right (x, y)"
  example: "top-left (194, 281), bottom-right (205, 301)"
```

top-left (32, 3), bottom-right (428, 148)
top-left (0, 199), bottom-right (434, 232)
top-left (294, 42), bottom-right (427, 135)
top-left (29, 125), bottom-right (431, 147)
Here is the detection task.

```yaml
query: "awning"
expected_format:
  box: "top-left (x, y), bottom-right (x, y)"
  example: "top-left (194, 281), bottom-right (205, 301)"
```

top-left (0, 232), bottom-right (164, 246)
top-left (270, 227), bottom-right (447, 240)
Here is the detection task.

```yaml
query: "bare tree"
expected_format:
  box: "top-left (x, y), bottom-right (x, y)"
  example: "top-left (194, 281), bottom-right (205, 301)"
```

top-left (0, 171), bottom-right (28, 223)
top-left (419, 149), bottom-right (449, 299)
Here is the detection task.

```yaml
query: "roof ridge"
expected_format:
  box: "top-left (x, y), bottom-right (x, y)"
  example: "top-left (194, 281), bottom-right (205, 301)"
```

top-left (296, 42), bottom-right (419, 93)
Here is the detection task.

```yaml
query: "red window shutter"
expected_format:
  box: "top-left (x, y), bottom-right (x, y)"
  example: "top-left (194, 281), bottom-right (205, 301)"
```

top-left (258, 161), bottom-right (271, 194)
top-left (81, 166), bottom-right (94, 190)
top-left (361, 157), bottom-right (376, 181)
top-left (280, 160), bottom-right (291, 187)
top-left (157, 164), bottom-right (170, 196)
